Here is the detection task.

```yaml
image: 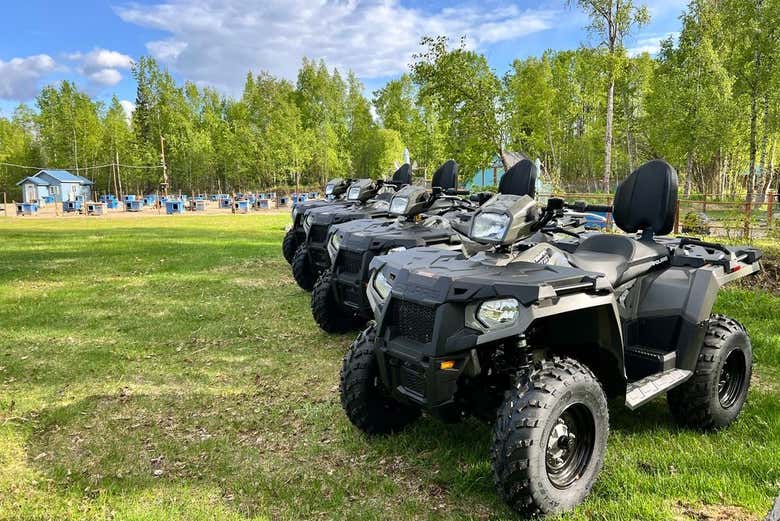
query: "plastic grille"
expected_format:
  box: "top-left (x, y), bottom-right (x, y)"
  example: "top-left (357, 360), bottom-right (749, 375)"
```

top-left (391, 300), bottom-right (436, 344)
top-left (339, 250), bottom-right (363, 274)
top-left (309, 224), bottom-right (328, 244)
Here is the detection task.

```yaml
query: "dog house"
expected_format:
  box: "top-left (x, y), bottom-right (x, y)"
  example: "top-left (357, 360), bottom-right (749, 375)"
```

top-left (309, 191), bottom-right (319, 199)
top-left (233, 200), bottom-right (250, 214)
top-left (188, 199), bottom-right (207, 212)
top-left (87, 202), bottom-right (107, 216)
top-left (126, 200), bottom-right (143, 212)
top-left (254, 199), bottom-right (271, 210)
top-left (63, 200), bottom-right (83, 213)
top-left (15, 202), bottom-right (39, 216)
top-left (278, 196), bottom-right (288, 206)
top-left (123, 195), bottom-right (136, 202)
top-left (220, 197), bottom-right (233, 209)
top-left (166, 200), bottom-right (185, 214)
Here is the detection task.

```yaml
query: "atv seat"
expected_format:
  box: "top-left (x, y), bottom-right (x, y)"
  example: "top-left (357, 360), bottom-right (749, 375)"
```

top-left (569, 235), bottom-right (669, 286)
top-left (568, 160), bottom-right (678, 287)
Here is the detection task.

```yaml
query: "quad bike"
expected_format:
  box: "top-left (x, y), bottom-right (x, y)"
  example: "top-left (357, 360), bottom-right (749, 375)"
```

top-left (291, 164), bottom-right (412, 291)
top-left (339, 159), bottom-right (762, 516)
top-left (282, 178), bottom-right (352, 264)
top-left (312, 159), bottom-right (571, 333)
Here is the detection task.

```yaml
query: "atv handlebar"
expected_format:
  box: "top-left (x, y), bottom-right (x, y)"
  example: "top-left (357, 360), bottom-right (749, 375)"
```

top-left (566, 200), bottom-right (613, 213)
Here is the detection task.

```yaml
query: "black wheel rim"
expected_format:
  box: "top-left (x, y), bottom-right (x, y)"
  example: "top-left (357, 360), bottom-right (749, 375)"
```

top-left (545, 403), bottom-right (596, 489)
top-left (719, 348), bottom-right (747, 409)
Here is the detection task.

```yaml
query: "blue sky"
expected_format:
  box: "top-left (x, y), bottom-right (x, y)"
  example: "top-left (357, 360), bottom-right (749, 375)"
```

top-left (0, 0), bottom-right (686, 118)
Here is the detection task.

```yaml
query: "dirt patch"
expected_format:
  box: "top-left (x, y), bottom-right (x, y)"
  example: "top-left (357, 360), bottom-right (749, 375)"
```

top-left (736, 256), bottom-right (780, 294)
top-left (672, 500), bottom-right (759, 521)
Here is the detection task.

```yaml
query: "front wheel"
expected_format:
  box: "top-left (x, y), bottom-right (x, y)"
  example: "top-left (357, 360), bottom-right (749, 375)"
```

top-left (282, 229), bottom-right (300, 264)
top-left (340, 324), bottom-right (420, 435)
top-left (667, 314), bottom-right (753, 430)
top-left (291, 245), bottom-right (316, 291)
top-left (491, 357), bottom-right (609, 516)
top-left (311, 270), bottom-right (360, 333)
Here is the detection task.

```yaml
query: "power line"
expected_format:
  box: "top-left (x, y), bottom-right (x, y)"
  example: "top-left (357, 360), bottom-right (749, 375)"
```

top-left (0, 162), bottom-right (163, 171)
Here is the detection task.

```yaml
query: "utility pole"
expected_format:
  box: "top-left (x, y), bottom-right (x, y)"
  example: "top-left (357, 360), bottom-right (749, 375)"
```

top-left (116, 150), bottom-right (124, 201)
top-left (160, 134), bottom-right (169, 197)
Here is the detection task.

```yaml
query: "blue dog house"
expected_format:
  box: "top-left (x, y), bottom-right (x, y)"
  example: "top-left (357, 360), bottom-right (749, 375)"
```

top-left (220, 198), bottom-right (233, 209)
top-left (126, 200), bottom-right (143, 212)
top-left (233, 200), bottom-right (250, 213)
top-left (63, 200), bottom-right (82, 213)
top-left (16, 202), bottom-right (39, 216)
top-left (255, 199), bottom-right (271, 209)
top-left (278, 196), bottom-right (288, 206)
top-left (123, 194), bottom-right (136, 202)
top-left (166, 200), bottom-right (185, 214)
top-left (188, 199), bottom-right (207, 211)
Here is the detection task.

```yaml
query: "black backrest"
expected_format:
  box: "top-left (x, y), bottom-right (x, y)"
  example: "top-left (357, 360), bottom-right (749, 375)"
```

top-left (613, 159), bottom-right (678, 235)
top-left (431, 160), bottom-right (459, 190)
top-left (392, 164), bottom-right (412, 187)
top-left (498, 159), bottom-right (537, 197)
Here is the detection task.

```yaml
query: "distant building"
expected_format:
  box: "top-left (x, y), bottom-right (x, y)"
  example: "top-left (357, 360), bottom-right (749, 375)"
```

top-left (16, 170), bottom-right (94, 203)
top-left (467, 152), bottom-right (552, 195)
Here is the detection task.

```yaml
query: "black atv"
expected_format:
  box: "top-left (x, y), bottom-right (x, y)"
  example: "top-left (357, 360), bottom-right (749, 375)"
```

top-left (339, 159), bottom-right (762, 516)
top-left (291, 164), bottom-right (412, 291)
top-left (282, 178), bottom-right (352, 264)
top-left (311, 159), bottom-right (542, 333)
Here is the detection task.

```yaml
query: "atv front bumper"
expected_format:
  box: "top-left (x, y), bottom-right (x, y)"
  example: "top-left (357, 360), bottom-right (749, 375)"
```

top-left (374, 334), bottom-right (477, 410)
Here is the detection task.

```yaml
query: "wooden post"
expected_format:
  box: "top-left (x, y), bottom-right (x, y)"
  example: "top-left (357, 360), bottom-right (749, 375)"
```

top-left (743, 200), bottom-right (751, 240)
top-left (673, 199), bottom-right (680, 235)
top-left (702, 192), bottom-right (707, 213)
top-left (767, 190), bottom-right (774, 228)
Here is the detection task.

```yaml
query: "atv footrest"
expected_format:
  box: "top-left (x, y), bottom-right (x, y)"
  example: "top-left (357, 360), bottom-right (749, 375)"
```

top-left (625, 345), bottom-right (676, 380)
top-left (625, 369), bottom-right (692, 410)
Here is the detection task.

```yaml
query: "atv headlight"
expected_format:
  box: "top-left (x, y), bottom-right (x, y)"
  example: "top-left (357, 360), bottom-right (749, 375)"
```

top-left (477, 298), bottom-right (519, 328)
top-left (329, 232), bottom-right (341, 251)
top-left (389, 196), bottom-right (408, 216)
top-left (471, 212), bottom-right (511, 242)
top-left (347, 186), bottom-right (361, 201)
top-left (387, 246), bottom-right (406, 254)
top-left (325, 183), bottom-right (335, 196)
top-left (373, 270), bottom-right (392, 300)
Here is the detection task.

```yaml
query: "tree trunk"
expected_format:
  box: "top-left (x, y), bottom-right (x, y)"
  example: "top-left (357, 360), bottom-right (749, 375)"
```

top-left (757, 95), bottom-right (770, 198)
top-left (745, 48), bottom-right (761, 202)
top-left (685, 151), bottom-right (694, 197)
top-left (603, 78), bottom-right (615, 192)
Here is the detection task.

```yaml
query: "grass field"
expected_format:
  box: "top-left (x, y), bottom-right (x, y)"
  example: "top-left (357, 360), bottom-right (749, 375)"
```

top-left (0, 214), bottom-right (778, 520)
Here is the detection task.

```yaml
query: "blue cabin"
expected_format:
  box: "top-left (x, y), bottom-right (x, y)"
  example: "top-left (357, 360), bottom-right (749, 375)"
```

top-left (165, 200), bottom-right (185, 214)
top-left (17, 170), bottom-right (93, 203)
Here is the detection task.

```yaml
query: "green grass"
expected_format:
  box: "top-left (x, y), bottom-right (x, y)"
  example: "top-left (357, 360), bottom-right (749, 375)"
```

top-left (0, 214), bottom-right (778, 520)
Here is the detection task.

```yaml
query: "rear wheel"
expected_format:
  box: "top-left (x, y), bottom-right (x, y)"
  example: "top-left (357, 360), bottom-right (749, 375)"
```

top-left (668, 314), bottom-right (753, 430)
top-left (340, 324), bottom-right (420, 435)
top-left (491, 357), bottom-right (609, 516)
top-left (282, 229), bottom-right (299, 264)
top-left (292, 245), bottom-right (316, 291)
top-left (311, 270), bottom-right (360, 333)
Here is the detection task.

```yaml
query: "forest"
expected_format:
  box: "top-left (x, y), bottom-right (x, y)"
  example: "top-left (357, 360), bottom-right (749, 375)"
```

top-left (0, 0), bottom-right (778, 200)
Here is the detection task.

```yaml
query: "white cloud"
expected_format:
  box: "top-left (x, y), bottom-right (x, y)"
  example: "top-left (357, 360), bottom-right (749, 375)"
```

top-left (628, 32), bottom-right (678, 57)
top-left (0, 54), bottom-right (56, 100)
top-left (120, 99), bottom-right (135, 123)
top-left (116, 0), bottom-right (558, 94)
top-left (67, 48), bottom-right (135, 87)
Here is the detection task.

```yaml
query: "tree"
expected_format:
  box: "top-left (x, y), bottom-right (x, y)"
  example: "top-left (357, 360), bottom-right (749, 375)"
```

top-left (411, 36), bottom-right (504, 177)
top-left (571, 0), bottom-right (649, 190)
